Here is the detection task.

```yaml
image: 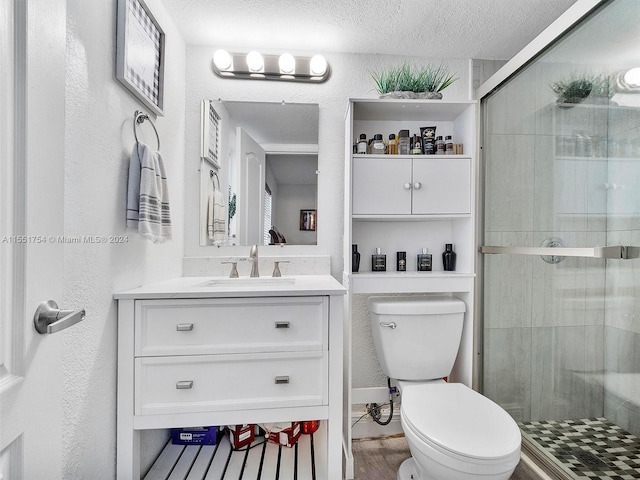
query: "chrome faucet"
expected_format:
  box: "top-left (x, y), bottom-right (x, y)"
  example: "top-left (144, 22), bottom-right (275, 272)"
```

top-left (249, 245), bottom-right (259, 277)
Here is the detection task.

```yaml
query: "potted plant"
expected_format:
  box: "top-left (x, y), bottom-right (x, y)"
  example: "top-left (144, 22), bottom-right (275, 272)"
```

top-left (551, 73), bottom-right (614, 106)
top-left (371, 63), bottom-right (458, 99)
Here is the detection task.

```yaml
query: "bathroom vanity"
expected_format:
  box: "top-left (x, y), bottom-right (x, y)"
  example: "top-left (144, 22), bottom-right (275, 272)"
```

top-left (115, 275), bottom-right (345, 479)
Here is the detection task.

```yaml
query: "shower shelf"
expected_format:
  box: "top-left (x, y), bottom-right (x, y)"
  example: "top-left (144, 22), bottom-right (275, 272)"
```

top-left (480, 245), bottom-right (639, 259)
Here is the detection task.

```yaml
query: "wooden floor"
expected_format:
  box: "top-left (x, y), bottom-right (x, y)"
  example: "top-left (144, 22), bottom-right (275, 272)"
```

top-left (352, 435), bottom-right (541, 480)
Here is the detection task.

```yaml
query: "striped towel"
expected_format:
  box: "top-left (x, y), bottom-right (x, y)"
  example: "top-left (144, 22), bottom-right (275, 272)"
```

top-left (207, 188), bottom-right (226, 245)
top-left (126, 142), bottom-right (172, 243)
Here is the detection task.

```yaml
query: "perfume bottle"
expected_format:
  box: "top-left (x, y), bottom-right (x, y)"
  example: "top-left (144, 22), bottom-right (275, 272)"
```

top-left (417, 248), bottom-right (432, 271)
top-left (352, 244), bottom-right (361, 273)
top-left (442, 243), bottom-right (457, 271)
top-left (372, 247), bottom-right (386, 272)
top-left (396, 251), bottom-right (406, 271)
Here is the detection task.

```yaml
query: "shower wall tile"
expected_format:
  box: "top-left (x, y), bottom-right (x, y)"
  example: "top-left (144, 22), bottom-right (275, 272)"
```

top-left (533, 135), bottom-right (555, 232)
top-left (485, 134), bottom-right (535, 232)
top-left (484, 71), bottom-right (537, 136)
top-left (483, 327), bottom-right (532, 422)
top-left (606, 230), bottom-right (640, 334)
top-left (604, 326), bottom-right (640, 437)
top-left (483, 231), bottom-right (533, 329)
top-left (531, 231), bottom-right (606, 328)
top-left (530, 326), bottom-right (603, 420)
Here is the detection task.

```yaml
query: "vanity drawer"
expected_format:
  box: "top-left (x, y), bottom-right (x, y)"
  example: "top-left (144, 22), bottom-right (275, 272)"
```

top-left (135, 351), bottom-right (328, 415)
top-left (135, 297), bottom-right (327, 356)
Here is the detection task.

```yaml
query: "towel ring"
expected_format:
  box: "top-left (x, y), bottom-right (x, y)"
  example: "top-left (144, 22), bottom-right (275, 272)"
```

top-left (210, 170), bottom-right (220, 191)
top-left (133, 110), bottom-right (160, 151)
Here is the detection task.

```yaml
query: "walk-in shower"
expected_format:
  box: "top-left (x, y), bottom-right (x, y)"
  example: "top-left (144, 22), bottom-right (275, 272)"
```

top-left (479, 0), bottom-right (640, 477)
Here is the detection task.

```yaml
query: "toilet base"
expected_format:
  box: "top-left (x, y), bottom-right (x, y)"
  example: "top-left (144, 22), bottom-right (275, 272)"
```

top-left (397, 457), bottom-right (420, 480)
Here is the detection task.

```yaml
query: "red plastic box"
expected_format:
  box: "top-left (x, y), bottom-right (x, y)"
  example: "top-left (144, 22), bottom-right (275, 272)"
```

top-left (301, 420), bottom-right (320, 435)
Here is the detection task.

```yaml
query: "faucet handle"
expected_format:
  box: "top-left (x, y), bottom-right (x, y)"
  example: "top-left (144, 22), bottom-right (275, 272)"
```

top-left (272, 260), bottom-right (290, 277)
top-left (221, 261), bottom-right (239, 278)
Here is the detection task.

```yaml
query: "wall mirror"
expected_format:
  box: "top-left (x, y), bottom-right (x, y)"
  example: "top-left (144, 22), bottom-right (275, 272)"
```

top-left (199, 100), bottom-right (319, 247)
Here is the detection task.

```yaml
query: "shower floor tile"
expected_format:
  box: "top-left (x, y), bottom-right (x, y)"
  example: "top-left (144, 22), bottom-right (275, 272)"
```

top-left (519, 418), bottom-right (640, 479)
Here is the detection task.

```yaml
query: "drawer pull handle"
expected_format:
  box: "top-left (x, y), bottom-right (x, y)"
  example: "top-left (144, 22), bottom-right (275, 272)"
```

top-left (275, 321), bottom-right (290, 329)
top-left (176, 323), bottom-right (194, 331)
top-left (274, 376), bottom-right (290, 385)
top-left (176, 380), bottom-right (193, 389)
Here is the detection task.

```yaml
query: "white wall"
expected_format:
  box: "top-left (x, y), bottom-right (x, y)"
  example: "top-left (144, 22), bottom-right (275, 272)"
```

top-left (183, 47), bottom-right (472, 278)
top-left (62, 0), bottom-right (185, 477)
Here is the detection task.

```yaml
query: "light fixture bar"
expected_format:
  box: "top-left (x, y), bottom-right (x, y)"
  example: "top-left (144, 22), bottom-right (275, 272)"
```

top-left (212, 50), bottom-right (330, 83)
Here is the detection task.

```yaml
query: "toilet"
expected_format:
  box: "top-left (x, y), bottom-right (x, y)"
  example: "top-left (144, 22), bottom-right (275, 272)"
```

top-left (368, 296), bottom-right (521, 480)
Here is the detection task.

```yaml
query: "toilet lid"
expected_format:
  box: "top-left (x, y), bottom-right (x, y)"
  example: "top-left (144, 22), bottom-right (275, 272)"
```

top-left (401, 383), bottom-right (521, 460)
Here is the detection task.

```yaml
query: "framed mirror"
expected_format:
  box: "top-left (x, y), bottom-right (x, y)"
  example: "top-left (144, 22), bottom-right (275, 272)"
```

top-left (199, 100), bottom-right (319, 247)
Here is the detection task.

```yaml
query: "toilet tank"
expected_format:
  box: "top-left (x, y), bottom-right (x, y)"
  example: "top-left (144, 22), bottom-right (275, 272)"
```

top-left (368, 296), bottom-right (466, 381)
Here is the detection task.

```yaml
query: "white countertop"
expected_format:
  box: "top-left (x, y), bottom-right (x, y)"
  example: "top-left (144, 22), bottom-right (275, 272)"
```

top-left (114, 275), bottom-right (346, 299)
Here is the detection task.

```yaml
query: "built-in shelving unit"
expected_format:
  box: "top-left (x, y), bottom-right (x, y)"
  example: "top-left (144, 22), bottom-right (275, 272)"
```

top-left (342, 98), bottom-right (478, 479)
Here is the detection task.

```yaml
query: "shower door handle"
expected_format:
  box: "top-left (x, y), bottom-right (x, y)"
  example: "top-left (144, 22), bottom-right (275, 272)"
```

top-left (479, 245), bottom-right (639, 259)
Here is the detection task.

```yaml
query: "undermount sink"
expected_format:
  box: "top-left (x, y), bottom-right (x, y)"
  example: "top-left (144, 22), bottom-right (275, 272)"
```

top-left (195, 277), bottom-right (296, 287)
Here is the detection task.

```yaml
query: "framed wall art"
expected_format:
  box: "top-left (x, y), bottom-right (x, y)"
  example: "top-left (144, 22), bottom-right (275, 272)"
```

top-left (116, 0), bottom-right (165, 116)
top-left (300, 209), bottom-right (317, 231)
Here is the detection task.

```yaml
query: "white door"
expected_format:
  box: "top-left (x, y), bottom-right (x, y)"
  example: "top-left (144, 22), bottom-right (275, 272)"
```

top-left (0, 1), bottom-right (68, 478)
top-left (237, 128), bottom-right (265, 245)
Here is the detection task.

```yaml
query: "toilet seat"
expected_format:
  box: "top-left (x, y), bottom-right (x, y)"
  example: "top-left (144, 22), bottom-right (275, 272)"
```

top-left (401, 382), bottom-right (521, 461)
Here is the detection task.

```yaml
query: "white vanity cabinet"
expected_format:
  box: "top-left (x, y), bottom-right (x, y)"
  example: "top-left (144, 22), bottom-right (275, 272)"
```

top-left (115, 276), bottom-right (345, 480)
top-left (352, 156), bottom-right (471, 215)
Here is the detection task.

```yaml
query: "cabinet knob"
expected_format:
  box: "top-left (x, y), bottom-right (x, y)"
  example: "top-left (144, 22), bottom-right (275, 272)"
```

top-left (413, 182), bottom-right (422, 190)
top-left (403, 182), bottom-right (412, 190)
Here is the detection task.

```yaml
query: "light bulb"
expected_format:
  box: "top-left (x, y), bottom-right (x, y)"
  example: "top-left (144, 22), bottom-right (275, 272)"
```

top-left (279, 53), bottom-right (295, 74)
top-left (213, 50), bottom-right (232, 71)
top-left (246, 51), bottom-right (264, 72)
top-left (310, 55), bottom-right (327, 76)
top-left (624, 67), bottom-right (640, 87)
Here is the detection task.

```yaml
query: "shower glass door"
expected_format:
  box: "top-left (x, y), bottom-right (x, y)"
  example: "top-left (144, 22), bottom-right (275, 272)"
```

top-left (481, 1), bottom-right (640, 477)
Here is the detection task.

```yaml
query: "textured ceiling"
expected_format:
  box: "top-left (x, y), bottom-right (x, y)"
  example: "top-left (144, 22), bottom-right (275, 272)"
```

top-left (161, 0), bottom-right (578, 60)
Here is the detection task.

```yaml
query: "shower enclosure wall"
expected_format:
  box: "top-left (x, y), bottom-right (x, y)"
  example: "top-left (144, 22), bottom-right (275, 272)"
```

top-left (479, 0), bottom-right (640, 477)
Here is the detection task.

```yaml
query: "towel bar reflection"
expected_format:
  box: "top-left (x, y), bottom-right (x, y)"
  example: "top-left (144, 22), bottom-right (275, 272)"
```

top-left (133, 110), bottom-right (160, 151)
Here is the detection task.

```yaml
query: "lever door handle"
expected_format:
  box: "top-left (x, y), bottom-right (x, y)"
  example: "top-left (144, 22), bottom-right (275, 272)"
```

top-left (380, 322), bottom-right (397, 329)
top-left (34, 300), bottom-right (86, 334)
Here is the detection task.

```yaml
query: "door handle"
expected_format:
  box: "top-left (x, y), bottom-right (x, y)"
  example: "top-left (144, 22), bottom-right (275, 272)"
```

top-left (380, 322), bottom-right (397, 329)
top-left (34, 300), bottom-right (86, 334)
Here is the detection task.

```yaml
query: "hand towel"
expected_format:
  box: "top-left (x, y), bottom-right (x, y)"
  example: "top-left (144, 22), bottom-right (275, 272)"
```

top-left (207, 188), bottom-right (227, 245)
top-left (126, 142), bottom-right (172, 243)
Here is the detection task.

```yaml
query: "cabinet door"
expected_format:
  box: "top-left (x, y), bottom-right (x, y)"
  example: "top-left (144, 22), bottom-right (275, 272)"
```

top-left (412, 158), bottom-right (471, 214)
top-left (352, 157), bottom-right (412, 214)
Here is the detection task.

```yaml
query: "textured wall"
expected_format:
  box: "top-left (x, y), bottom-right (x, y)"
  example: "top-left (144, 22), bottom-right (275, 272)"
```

top-left (62, 0), bottom-right (185, 477)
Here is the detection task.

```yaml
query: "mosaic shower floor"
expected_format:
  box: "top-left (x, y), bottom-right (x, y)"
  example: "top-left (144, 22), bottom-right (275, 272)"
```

top-left (519, 418), bottom-right (640, 479)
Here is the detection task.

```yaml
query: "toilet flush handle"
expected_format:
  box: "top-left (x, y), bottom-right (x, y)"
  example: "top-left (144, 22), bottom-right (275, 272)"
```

top-left (380, 322), bottom-right (396, 329)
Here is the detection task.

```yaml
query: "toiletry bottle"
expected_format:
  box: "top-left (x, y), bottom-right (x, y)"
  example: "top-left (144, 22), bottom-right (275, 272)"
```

top-left (372, 134), bottom-right (385, 154)
top-left (372, 247), bottom-right (386, 272)
top-left (435, 136), bottom-right (445, 154)
top-left (442, 243), bottom-right (457, 271)
top-left (357, 134), bottom-right (367, 154)
top-left (396, 251), bottom-right (406, 271)
top-left (398, 130), bottom-right (410, 155)
top-left (388, 134), bottom-right (398, 154)
top-left (411, 134), bottom-right (423, 154)
top-left (445, 135), bottom-right (454, 154)
top-left (417, 248), bottom-right (432, 271)
top-left (352, 244), bottom-right (361, 273)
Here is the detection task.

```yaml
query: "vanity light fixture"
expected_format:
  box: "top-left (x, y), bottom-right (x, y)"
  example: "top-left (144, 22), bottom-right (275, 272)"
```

top-left (212, 49), bottom-right (330, 83)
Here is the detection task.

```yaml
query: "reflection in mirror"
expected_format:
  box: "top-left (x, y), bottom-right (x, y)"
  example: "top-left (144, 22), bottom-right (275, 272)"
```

top-left (199, 101), bottom-right (319, 247)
